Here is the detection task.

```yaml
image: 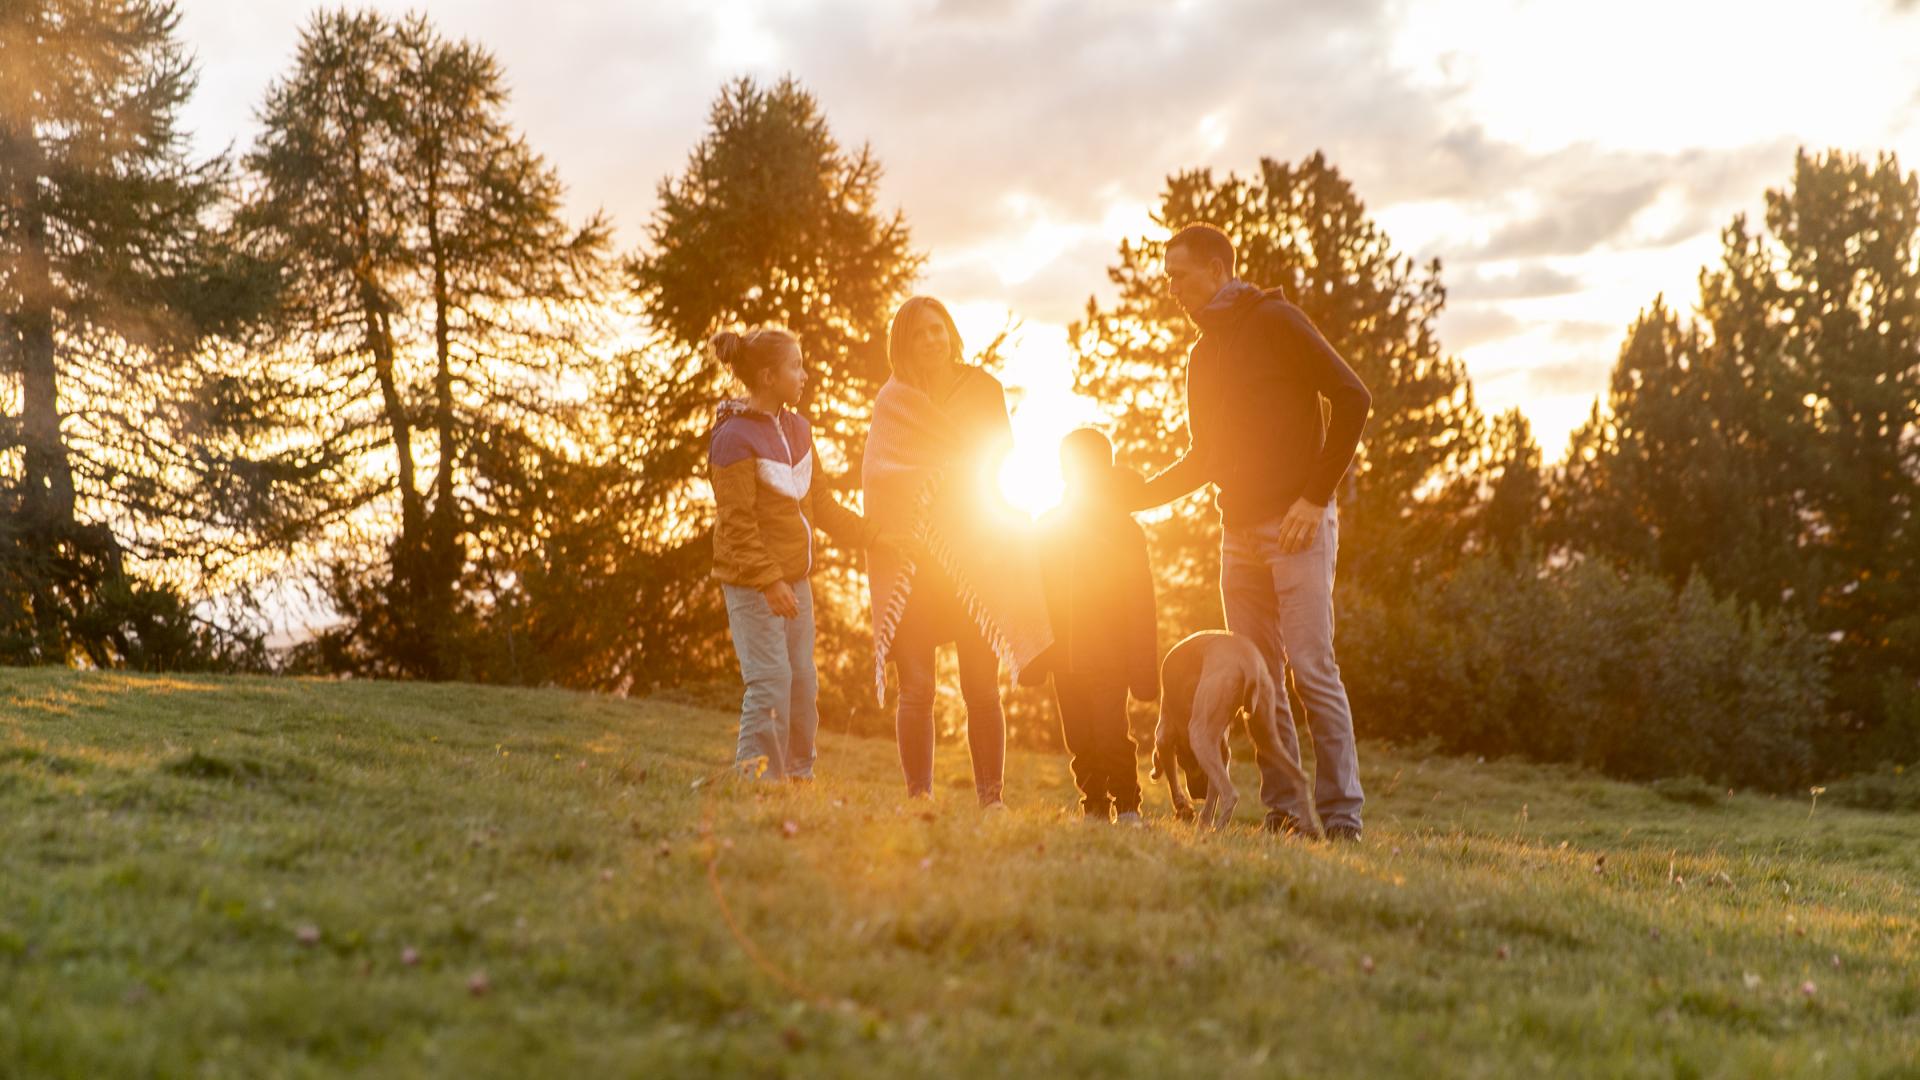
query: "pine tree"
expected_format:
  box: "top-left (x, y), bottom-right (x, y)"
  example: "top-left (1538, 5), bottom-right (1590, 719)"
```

top-left (0, 0), bottom-right (270, 665)
top-left (240, 11), bottom-right (615, 679)
top-left (1474, 408), bottom-right (1543, 564)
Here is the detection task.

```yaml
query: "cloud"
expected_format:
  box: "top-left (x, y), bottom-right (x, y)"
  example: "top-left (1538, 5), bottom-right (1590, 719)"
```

top-left (1448, 140), bottom-right (1797, 264)
top-left (1550, 320), bottom-right (1619, 345)
top-left (1439, 305), bottom-right (1526, 348)
top-left (1472, 353), bottom-right (1610, 414)
top-left (1524, 357), bottom-right (1611, 397)
top-left (1450, 263), bottom-right (1582, 301)
top-left (932, 0), bottom-right (1027, 21)
top-left (1477, 180), bottom-right (1667, 259)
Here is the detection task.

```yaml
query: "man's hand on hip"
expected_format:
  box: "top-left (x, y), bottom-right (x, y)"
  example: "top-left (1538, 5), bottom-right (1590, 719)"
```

top-left (1277, 497), bottom-right (1324, 554)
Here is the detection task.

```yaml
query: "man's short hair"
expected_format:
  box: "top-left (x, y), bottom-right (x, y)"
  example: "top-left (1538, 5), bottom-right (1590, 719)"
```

top-left (1166, 223), bottom-right (1236, 275)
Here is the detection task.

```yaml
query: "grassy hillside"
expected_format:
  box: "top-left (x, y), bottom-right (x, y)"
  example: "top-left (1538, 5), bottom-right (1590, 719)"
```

top-left (2, 669), bottom-right (1917, 1078)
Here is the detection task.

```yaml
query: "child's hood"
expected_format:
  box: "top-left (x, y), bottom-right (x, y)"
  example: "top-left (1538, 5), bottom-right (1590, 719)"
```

top-left (713, 397), bottom-right (768, 428)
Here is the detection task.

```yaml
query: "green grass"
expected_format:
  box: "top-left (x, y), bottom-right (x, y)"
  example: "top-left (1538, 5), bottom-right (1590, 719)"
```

top-left (2, 669), bottom-right (1917, 1078)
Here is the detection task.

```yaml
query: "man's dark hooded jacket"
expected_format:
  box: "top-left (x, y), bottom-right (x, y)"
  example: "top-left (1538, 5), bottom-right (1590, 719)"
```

top-left (1139, 280), bottom-right (1373, 525)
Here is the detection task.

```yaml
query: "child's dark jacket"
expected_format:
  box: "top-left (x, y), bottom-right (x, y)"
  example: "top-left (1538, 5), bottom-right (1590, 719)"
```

top-left (1037, 491), bottom-right (1159, 702)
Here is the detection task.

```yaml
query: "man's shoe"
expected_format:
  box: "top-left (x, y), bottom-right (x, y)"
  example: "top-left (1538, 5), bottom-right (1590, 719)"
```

top-left (1114, 811), bottom-right (1145, 827)
top-left (982, 799), bottom-right (1010, 814)
top-left (1264, 812), bottom-right (1321, 840)
top-left (1326, 824), bottom-right (1363, 844)
top-left (1080, 810), bottom-right (1110, 826)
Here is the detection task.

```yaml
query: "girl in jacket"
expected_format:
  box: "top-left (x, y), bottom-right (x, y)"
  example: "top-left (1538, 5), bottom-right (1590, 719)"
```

top-left (709, 326), bottom-right (874, 781)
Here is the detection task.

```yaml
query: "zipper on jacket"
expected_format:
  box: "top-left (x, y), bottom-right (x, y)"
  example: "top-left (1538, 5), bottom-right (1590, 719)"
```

top-left (772, 408), bottom-right (814, 579)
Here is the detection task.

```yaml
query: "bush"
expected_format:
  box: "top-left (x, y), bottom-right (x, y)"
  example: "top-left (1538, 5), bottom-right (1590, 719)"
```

top-left (1340, 555), bottom-right (1825, 791)
top-left (1823, 763), bottom-right (1920, 813)
top-left (0, 519), bottom-right (259, 672)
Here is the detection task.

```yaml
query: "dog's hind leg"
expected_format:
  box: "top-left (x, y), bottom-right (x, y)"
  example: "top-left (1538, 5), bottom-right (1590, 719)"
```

top-left (1178, 743), bottom-right (1208, 802)
top-left (1188, 682), bottom-right (1240, 829)
top-left (1153, 697), bottom-right (1197, 822)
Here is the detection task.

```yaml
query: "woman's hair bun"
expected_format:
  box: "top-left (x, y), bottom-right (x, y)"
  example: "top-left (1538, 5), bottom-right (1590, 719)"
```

top-left (709, 330), bottom-right (743, 368)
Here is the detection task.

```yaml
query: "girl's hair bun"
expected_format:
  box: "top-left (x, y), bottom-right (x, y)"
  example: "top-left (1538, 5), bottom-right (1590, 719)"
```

top-left (709, 325), bottom-right (798, 387)
top-left (709, 330), bottom-right (743, 368)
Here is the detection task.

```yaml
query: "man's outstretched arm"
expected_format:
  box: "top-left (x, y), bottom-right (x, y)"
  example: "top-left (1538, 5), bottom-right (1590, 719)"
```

top-left (1133, 440), bottom-right (1213, 511)
top-left (1132, 357), bottom-right (1216, 511)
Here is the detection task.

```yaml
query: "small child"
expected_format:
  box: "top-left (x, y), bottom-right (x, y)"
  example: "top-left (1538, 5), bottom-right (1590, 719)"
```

top-left (708, 326), bottom-right (875, 782)
top-left (1037, 428), bottom-right (1159, 824)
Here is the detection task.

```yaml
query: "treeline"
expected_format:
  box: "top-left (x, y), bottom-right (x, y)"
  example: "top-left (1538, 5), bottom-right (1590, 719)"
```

top-left (1077, 152), bottom-right (1917, 787)
top-left (2, 3), bottom-right (1914, 790)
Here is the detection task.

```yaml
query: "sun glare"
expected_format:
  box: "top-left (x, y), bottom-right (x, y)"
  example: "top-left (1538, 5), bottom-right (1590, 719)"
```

top-left (991, 330), bottom-right (1108, 518)
top-left (943, 300), bottom-right (1107, 515)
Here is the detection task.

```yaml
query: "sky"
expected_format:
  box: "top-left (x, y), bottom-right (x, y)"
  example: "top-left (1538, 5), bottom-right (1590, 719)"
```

top-left (175, 0), bottom-right (1920, 481)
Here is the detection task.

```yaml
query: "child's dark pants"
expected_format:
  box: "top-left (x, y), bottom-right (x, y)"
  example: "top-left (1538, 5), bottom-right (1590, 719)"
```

top-left (1053, 671), bottom-right (1141, 816)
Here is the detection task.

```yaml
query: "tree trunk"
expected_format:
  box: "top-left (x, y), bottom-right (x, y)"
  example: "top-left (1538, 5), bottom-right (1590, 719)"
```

top-left (424, 147), bottom-right (456, 576)
top-left (18, 200), bottom-right (76, 529)
top-left (424, 145), bottom-right (460, 674)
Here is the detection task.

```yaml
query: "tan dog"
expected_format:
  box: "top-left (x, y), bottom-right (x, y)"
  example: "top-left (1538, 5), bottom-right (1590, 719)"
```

top-left (1150, 630), bottom-right (1289, 829)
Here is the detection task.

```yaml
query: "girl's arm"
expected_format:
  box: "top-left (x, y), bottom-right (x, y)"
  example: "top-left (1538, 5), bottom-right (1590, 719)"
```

top-left (803, 469), bottom-right (875, 550)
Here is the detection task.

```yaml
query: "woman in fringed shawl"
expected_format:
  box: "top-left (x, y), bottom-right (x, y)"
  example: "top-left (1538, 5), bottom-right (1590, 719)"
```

top-left (862, 297), bottom-right (1054, 809)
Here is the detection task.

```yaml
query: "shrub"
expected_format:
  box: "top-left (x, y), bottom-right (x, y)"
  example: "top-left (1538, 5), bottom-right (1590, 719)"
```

top-left (1823, 763), bottom-right (1920, 813)
top-left (1340, 555), bottom-right (1824, 791)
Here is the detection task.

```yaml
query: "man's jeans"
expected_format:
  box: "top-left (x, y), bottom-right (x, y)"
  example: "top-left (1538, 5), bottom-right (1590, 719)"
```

top-left (1220, 503), bottom-right (1364, 831)
top-left (721, 579), bottom-right (819, 780)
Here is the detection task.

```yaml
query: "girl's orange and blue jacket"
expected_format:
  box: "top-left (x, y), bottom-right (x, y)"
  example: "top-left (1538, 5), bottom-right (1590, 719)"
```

top-left (708, 399), bottom-right (872, 588)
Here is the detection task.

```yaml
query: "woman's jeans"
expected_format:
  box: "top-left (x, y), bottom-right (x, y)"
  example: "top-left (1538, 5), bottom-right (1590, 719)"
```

top-left (721, 579), bottom-right (819, 780)
top-left (892, 595), bottom-right (1005, 805)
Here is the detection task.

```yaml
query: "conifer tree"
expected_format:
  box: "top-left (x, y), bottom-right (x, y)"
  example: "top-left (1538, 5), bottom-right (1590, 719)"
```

top-left (241, 11), bottom-right (615, 678)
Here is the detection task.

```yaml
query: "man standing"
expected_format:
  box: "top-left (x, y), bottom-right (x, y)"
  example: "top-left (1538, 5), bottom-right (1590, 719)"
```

top-left (1136, 223), bottom-right (1373, 842)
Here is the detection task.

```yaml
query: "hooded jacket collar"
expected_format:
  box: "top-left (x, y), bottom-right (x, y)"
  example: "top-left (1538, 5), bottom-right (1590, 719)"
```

top-left (716, 397), bottom-right (785, 424)
top-left (1194, 278), bottom-right (1284, 336)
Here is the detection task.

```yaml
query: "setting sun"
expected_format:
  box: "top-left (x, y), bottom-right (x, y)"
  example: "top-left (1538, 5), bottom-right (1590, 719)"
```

top-left (998, 383), bottom-right (1109, 516)
top-left (939, 306), bottom-right (1111, 517)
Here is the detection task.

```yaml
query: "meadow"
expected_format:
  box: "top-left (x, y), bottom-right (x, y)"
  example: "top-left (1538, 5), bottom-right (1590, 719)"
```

top-left (2, 669), bottom-right (1916, 1078)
